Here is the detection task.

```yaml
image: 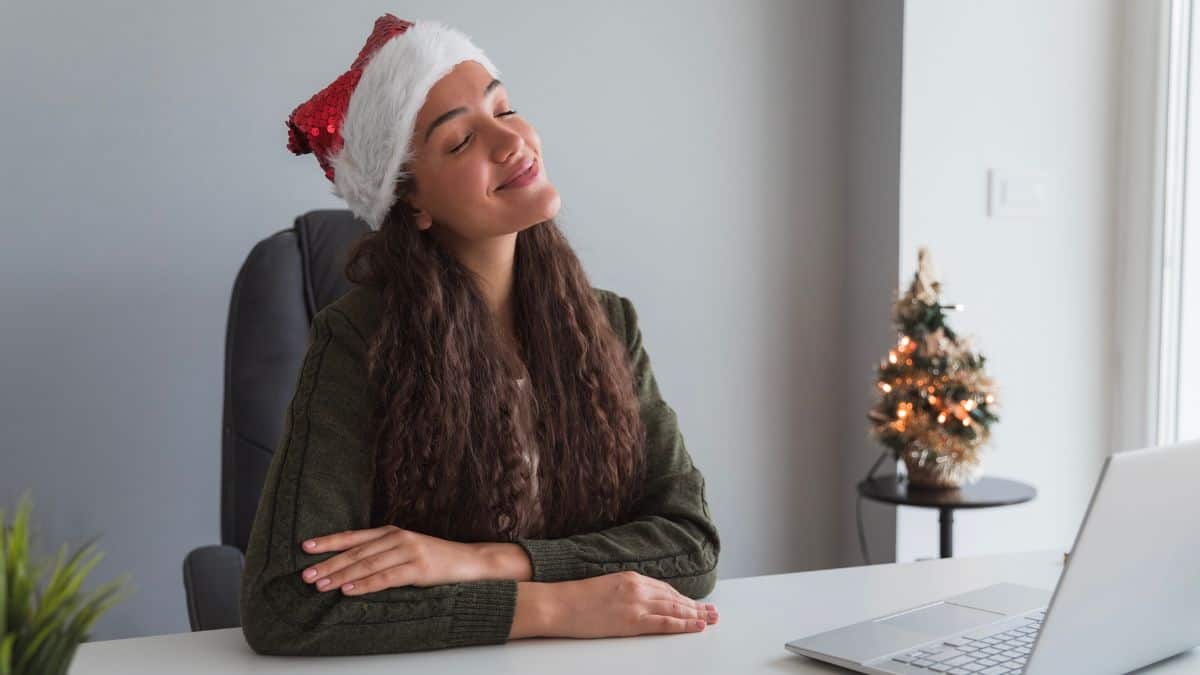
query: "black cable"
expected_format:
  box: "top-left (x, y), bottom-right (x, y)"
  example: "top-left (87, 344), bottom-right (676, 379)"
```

top-left (856, 493), bottom-right (870, 565)
top-left (857, 449), bottom-right (892, 566)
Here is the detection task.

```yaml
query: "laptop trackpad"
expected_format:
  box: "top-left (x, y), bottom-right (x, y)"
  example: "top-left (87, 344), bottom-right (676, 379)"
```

top-left (877, 601), bottom-right (1004, 638)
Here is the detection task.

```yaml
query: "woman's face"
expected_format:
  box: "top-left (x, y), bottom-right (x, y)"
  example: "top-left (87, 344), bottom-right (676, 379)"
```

top-left (402, 60), bottom-right (561, 242)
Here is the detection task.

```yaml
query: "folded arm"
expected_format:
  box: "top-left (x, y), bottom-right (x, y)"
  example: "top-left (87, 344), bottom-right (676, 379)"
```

top-left (515, 294), bottom-right (721, 599)
top-left (239, 308), bottom-right (517, 656)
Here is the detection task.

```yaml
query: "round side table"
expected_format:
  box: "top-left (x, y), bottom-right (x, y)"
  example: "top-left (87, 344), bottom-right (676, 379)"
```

top-left (857, 475), bottom-right (1037, 558)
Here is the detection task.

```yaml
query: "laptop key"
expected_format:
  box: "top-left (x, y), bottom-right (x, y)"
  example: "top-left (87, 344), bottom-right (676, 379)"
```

top-left (928, 649), bottom-right (965, 662)
top-left (945, 636), bottom-right (973, 647)
top-left (929, 665), bottom-right (952, 673)
top-left (980, 667), bottom-right (1009, 675)
top-left (924, 644), bottom-right (956, 655)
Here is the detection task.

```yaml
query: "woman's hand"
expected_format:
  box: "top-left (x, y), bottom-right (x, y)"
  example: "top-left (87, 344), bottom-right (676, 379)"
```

top-left (298, 525), bottom-right (488, 595)
top-left (534, 570), bottom-right (719, 639)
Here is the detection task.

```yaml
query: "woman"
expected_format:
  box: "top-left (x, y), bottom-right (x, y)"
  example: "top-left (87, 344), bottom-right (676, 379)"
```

top-left (239, 15), bottom-right (720, 656)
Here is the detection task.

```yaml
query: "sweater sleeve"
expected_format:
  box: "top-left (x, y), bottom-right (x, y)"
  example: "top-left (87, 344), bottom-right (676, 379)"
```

top-left (514, 294), bottom-right (721, 599)
top-left (239, 307), bottom-right (517, 657)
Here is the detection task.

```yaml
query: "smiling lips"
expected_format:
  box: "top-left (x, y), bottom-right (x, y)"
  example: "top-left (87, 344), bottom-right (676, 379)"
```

top-left (497, 157), bottom-right (538, 191)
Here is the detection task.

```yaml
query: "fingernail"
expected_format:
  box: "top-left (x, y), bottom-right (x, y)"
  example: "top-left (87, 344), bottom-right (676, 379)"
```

top-left (317, 579), bottom-right (329, 588)
top-left (342, 583), bottom-right (354, 592)
top-left (695, 620), bottom-right (706, 629)
top-left (304, 540), bottom-right (316, 549)
top-left (707, 610), bottom-right (718, 621)
top-left (303, 569), bottom-right (316, 580)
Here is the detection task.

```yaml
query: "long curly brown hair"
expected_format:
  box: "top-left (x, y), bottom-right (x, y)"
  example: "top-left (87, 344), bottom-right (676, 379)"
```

top-left (343, 183), bottom-right (647, 544)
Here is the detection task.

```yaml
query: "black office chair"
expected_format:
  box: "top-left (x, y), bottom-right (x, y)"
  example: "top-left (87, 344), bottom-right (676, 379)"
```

top-left (182, 209), bottom-right (370, 631)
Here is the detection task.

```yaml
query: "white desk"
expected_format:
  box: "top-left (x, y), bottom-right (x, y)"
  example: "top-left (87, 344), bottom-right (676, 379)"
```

top-left (70, 549), bottom-right (1200, 674)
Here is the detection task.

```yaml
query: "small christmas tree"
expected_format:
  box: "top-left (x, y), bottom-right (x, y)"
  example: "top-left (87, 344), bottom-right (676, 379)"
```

top-left (867, 247), bottom-right (1000, 487)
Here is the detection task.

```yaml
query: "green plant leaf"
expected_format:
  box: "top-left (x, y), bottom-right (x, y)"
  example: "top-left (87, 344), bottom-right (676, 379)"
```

top-left (0, 494), bottom-right (130, 675)
top-left (71, 578), bottom-right (125, 625)
top-left (6, 498), bottom-right (35, 638)
top-left (28, 537), bottom-right (100, 639)
top-left (33, 549), bottom-right (103, 629)
top-left (9, 496), bottom-right (30, 567)
top-left (9, 558), bottom-right (32, 635)
top-left (26, 623), bottom-right (64, 675)
top-left (14, 607), bottom-right (67, 673)
top-left (1, 508), bottom-right (8, 640)
top-left (47, 633), bottom-right (80, 675)
top-left (37, 544), bottom-right (68, 599)
top-left (0, 633), bottom-right (13, 675)
top-left (69, 575), bottom-right (132, 639)
top-left (29, 543), bottom-right (68, 628)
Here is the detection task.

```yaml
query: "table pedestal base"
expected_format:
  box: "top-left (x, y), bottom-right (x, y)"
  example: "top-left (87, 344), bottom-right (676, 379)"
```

top-left (939, 507), bottom-right (953, 558)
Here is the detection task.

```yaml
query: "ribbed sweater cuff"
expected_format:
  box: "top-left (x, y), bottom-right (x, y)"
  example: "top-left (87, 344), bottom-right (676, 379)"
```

top-left (445, 579), bottom-right (519, 648)
top-left (514, 538), bottom-right (587, 582)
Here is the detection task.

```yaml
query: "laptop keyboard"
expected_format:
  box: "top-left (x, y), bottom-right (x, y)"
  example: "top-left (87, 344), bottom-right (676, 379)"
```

top-left (888, 610), bottom-right (1045, 674)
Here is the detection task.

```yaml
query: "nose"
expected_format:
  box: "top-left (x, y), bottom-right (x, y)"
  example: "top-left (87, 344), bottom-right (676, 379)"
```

top-left (489, 120), bottom-right (526, 164)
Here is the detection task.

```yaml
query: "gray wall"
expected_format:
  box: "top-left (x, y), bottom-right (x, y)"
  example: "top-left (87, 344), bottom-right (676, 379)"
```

top-left (838, 0), bottom-right (905, 566)
top-left (896, 0), bottom-right (1123, 560)
top-left (1, 0), bottom-right (850, 640)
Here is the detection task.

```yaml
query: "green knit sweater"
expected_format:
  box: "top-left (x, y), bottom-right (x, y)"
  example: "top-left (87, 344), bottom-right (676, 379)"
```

top-left (239, 285), bottom-right (720, 656)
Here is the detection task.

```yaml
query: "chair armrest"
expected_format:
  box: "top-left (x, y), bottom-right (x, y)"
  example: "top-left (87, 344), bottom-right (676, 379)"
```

top-left (183, 544), bottom-right (245, 631)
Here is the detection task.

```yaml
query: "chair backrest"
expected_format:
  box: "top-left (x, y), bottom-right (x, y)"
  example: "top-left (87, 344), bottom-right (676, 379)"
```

top-left (220, 210), bottom-right (370, 552)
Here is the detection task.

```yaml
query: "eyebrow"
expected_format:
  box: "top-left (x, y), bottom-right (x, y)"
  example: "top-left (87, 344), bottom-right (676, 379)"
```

top-left (423, 78), bottom-right (504, 144)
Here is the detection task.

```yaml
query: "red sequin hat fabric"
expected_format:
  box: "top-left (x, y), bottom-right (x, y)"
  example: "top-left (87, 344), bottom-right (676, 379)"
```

top-left (286, 15), bottom-right (500, 229)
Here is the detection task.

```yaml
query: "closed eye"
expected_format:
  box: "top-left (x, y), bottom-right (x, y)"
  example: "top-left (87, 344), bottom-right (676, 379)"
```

top-left (450, 110), bottom-right (519, 154)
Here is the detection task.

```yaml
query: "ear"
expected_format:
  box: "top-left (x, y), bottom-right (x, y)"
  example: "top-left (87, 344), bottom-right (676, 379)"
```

top-left (395, 187), bottom-right (433, 231)
top-left (413, 208), bottom-right (433, 231)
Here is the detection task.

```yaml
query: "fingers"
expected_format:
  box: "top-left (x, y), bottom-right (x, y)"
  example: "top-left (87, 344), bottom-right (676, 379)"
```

top-left (605, 571), bottom-right (719, 636)
top-left (302, 535), bottom-right (402, 590)
top-left (638, 575), bottom-right (719, 622)
top-left (643, 593), bottom-right (715, 624)
top-left (637, 613), bottom-right (708, 635)
top-left (301, 526), bottom-right (394, 554)
top-left (341, 565), bottom-right (415, 596)
top-left (643, 598), bottom-right (717, 625)
top-left (309, 549), bottom-right (411, 593)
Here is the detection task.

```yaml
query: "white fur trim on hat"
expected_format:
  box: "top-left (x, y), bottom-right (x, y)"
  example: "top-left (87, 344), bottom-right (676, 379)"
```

top-left (329, 21), bottom-right (501, 230)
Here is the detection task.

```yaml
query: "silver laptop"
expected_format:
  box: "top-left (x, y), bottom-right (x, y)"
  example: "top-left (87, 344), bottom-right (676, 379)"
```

top-left (785, 439), bottom-right (1200, 675)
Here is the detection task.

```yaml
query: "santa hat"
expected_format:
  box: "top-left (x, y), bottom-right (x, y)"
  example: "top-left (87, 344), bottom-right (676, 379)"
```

top-left (285, 15), bottom-right (501, 230)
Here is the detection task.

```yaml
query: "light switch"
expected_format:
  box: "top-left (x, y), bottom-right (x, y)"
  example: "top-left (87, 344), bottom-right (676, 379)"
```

top-left (988, 169), bottom-right (1050, 218)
